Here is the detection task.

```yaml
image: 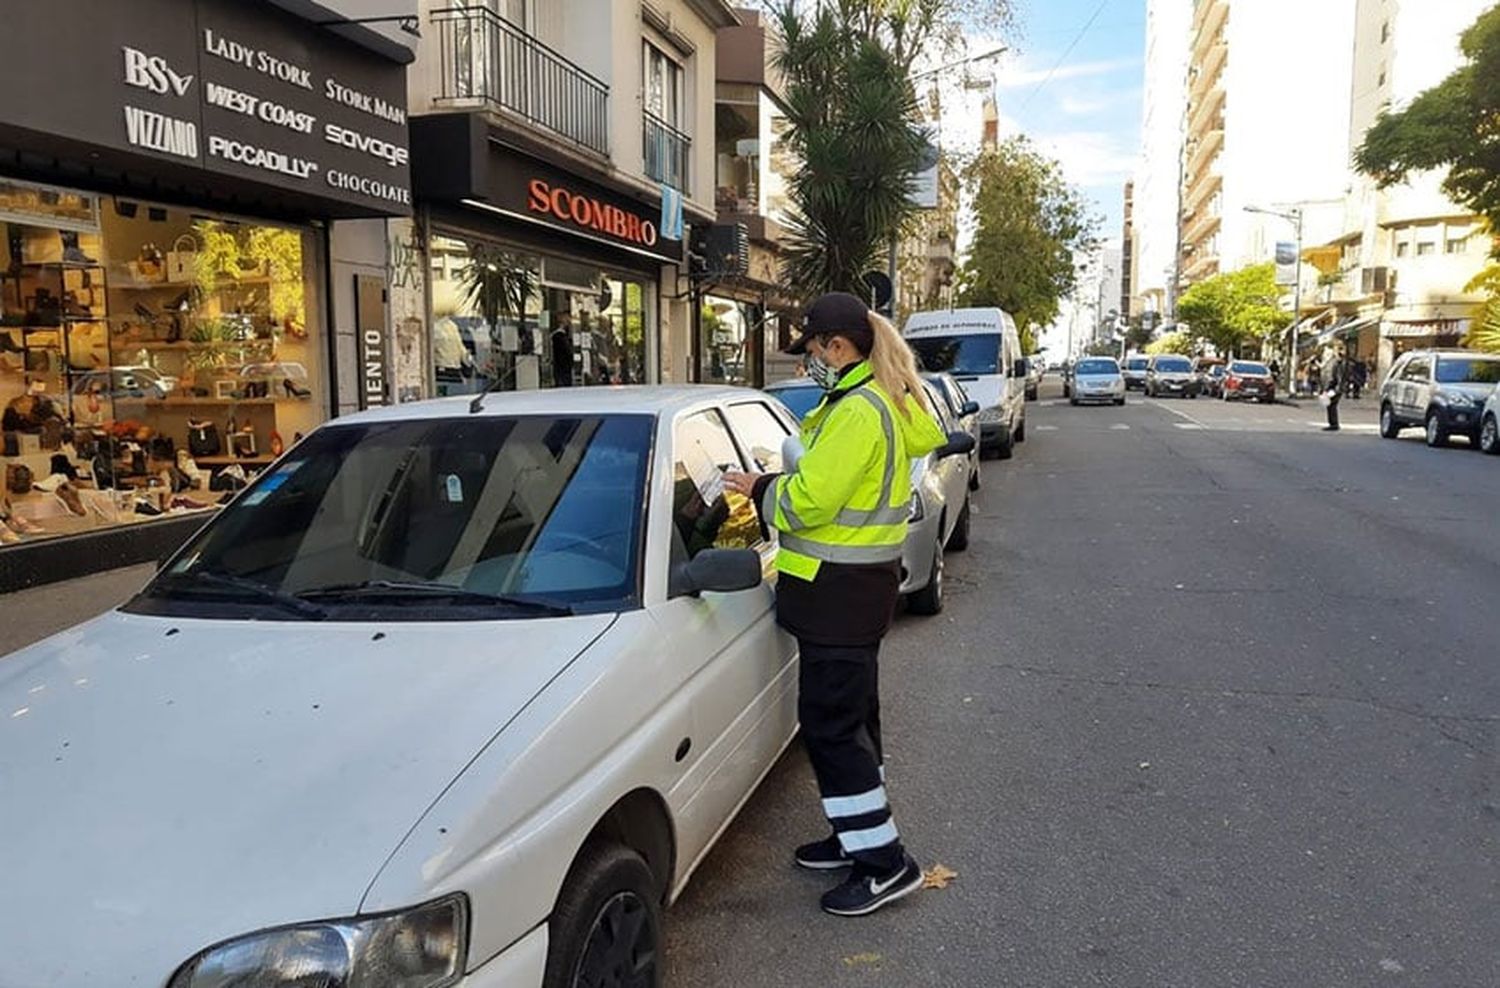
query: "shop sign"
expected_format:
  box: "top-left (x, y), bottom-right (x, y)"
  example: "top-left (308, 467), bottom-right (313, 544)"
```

top-left (355, 275), bottom-right (390, 409)
top-left (0, 0), bottom-right (411, 217)
top-left (486, 147), bottom-right (683, 264)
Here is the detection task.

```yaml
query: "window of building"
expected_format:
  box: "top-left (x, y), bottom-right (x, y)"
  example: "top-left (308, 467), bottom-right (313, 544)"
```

top-left (1447, 237), bottom-right (1469, 255)
top-left (0, 177), bottom-right (324, 545)
top-left (1395, 240), bottom-right (1410, 258)
top-left (1416, 241), bottom-right (1435, 256)
top-left (1380, 21), bottom-right (1390, 43)
top-left (669, 409), bottom-right (761, 560)
top-left (644, 43), bottom-right (682, 128)
top-left (1378, 67), bottom-right (1387, 87)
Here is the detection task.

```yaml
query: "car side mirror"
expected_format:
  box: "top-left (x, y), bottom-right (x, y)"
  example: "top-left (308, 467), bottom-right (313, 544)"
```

top-left (959, 399), bottom-right (979, 416)
top-left (671, 548), bottom-right (763, 598)
top-left (1013, 359), bottom-right (1028, 378)
top-left (936, 431), bottom-right (976, 459)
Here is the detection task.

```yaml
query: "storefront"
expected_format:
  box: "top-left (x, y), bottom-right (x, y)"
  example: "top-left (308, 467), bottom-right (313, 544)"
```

top-left (694, 233), bottom-right (798, 387)
top-left (0, 0), bottom-right (411, 588)
top-left (411, 115), bottom-right (681, 395)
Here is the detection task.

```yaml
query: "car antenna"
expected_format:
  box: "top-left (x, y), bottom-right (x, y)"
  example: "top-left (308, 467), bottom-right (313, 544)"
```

top-left (468, 376), bottom-right (504, 415)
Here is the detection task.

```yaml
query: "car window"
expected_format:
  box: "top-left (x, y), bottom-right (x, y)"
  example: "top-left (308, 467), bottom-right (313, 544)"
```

top-left (907, 334), bottom-right (1001, 375)
top-left (1076, 359), bottom-right (1118, 374)
top-left (671, 410), bottom-right (763, 559)
top-left (725, 400), bottom-right (792, 473)
top-left (1153, 357), bottom-right (1193, 372)
top-left (923, 384), bottom-right (955, 431)
top-left (1402, 357), bottom-right (1431, 382)
top-left (1126, 358), bottom-right (1149, 371)
top-left (1435, 357), bottom-right (1500, 385)
top-left (765, 385), bottom-right (823, 421)
top-left (127, 415), bottom-right (655, 619)
top-left (1229, 362), bottom-right (1268, 375)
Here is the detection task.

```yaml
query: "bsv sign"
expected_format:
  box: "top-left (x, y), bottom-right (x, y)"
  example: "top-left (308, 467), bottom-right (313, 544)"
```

top-left (123, 46), bottom-right (195, 97)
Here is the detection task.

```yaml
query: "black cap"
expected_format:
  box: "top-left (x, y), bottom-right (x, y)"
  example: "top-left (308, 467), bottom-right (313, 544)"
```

top-left (786, 291), bottom-right (875, 355)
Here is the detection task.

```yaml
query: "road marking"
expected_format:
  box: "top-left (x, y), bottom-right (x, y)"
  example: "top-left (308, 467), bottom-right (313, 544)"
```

top-left (1173, 422), bottom-right (1205, 430)
top-left (1149, 398), bottom-right (1211, 430)
top-left (1109, 423), bottom-right (1131, 431)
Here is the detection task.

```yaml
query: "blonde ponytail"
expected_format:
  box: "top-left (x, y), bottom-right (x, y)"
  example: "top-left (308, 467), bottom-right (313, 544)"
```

top-left (865, 311), bottom-right (931, 418)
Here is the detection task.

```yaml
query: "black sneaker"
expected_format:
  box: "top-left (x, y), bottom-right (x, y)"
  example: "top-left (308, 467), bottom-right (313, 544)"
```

top-left (794, 834), bottom-right (850, 871)
top-left (820, 854), bottom-right (924, 917)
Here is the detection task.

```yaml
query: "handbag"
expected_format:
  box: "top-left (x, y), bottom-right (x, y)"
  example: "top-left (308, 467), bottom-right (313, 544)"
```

top-left (148, 435), bottom-right (175, 461)
top-left (187, 420), bottom-right (222, 457)
top-left (166, 233), bottom-right (198, 284)
top-left (6, 463), bottom-right (33, 495)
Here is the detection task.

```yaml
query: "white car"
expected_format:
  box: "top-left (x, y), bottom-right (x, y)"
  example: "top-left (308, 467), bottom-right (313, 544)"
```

top-left (0, 387), bottom-right (806, 988)
top-left (1480, 384), bottom-right (1500, 454)
top-left (1068, 356), bottom-right (1127, 406)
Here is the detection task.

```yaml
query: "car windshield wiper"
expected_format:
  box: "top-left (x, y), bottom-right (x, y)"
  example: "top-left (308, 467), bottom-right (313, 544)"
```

top-left (153, 570), bottom-right (327, 620)
top-left (295, 580), bottom-right (575, 616)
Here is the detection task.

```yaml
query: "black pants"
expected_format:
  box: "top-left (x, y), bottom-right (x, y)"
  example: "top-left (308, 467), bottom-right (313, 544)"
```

top-left (798, 639), bottom-right (903, 872)
top-left (1326, 393), bottom-right (1341, 429)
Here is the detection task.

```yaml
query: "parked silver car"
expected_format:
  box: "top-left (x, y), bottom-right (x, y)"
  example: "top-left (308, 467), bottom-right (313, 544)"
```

top-left (1480, 385), bottom-right (1500, 455)
top-left (924, 371), bottom-right (982, 491)
top-left (1068, 356), bottom-right (1126, 405)
top-left (1379, 349), bottom-right (1500, 447)
top-left (1145, 354), bottom-right (1201, 398)
top-left (763, 377), bottom-right (973, 615)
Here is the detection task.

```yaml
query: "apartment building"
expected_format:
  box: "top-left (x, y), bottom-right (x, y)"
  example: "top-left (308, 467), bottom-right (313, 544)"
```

top-left (1303, 0), bottom-right (1492, 377)
top-left (1121, 181), bottom-right (1138, 320)
top-left (405, 0), bottom-right (736, 395)
top-left (1133, 0), bottom-right (1190, 320)
top-left (1178, 0), bottom-right (1354, 288)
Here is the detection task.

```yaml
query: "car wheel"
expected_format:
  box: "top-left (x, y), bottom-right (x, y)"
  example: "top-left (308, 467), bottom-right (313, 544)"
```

top-left (948, 497), bottom-right (971, 551)
top-left (1481, 414), bottom-right (1500, 455)
top-left (906, 537), bottom-right (945, 615)
top-left (997, 425), bottom-right (1015, 460)
top-left (1425, 410), bottom-right (1448, 448)
top-left (1379, 403), bottom-right (1400, 439)
top-left (1070, 397), bottom-right (1079, 406)
top-left (1015, 417), bottom-right (1027, 443)
top-left (1026, 386), bottom-right (1038, 401)
top-left (1114, 397), bottom-right (1126, 406)
top-left (968, 462), bottom-right (982, 490)
top-left (544, 842), bottom-right (662, 988)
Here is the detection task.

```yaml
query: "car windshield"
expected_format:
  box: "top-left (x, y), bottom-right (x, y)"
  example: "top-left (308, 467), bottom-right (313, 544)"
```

top-left (1125, 358), bottom-right (1149, 371)
top-left (1230, 362), bottom-right (1269, 375)
top-left (1435, 357), bottom-right (1500, 385)
top-left (126, 414), bottom-right (654, 621)
top-left (766, 385), bottom-right (824, 420)
top-left (1076, 359), bottom-right (1119, 375)
top-left (1154, 357), bottom-right (1193, 372)
top-left (908, 334), bottom-right (1001, 375)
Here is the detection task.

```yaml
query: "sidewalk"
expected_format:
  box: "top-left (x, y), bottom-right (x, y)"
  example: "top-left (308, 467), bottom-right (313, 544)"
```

top-left (0, 564), bottom-right (155, 655)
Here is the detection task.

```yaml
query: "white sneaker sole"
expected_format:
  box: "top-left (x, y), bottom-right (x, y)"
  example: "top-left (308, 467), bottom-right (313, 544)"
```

top-left (820, 869), bottom-right (924, 917)
top-left (795, 855), bottom-right (853, 872)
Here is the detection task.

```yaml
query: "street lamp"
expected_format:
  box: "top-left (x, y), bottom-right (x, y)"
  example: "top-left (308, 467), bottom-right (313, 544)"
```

top-left (1245, 204), bottom-right (1303, 393)
top-left (888, 46), bottom-right (1009, 315)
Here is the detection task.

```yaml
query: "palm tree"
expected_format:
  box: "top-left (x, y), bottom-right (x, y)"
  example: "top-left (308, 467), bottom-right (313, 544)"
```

top-left (771, 2), bottom-right (925, 299)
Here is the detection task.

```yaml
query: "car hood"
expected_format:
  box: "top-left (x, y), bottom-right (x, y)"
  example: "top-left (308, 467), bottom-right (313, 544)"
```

top-left (0, 608), bottom-right (614, 987)
top-left (1075, 373), bottom-right (1121, 384)
top-left (1441, 382), bottom-right (1498, 401)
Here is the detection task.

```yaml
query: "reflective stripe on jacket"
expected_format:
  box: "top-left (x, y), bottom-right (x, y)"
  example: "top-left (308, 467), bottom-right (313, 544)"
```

top-left (762, 362), bottom-right (946, 581)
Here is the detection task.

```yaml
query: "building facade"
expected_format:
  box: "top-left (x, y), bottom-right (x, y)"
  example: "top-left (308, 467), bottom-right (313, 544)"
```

top-left (0, 0), bottom-right (414, 588)
top-left (1179, 0), bottom-right (1355, 288)
top-left (1121, 181), bottom-right (1139, 320)
top-left (1133, 0), bottom-right (1190, 320)
top-left (406, 0), bottom-right (735, 398)
top-left (1303, 0), bottom-right (1492, 378)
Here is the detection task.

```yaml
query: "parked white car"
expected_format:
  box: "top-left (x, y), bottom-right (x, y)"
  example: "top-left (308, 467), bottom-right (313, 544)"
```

top-left (1, 387), bottom-right (810, 988)
top-left (1480, 383), bottom-right (1500, 454)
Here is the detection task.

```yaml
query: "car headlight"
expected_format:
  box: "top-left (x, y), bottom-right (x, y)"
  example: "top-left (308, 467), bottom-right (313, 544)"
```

top-left (1440, 391), bottom-right (1476, 407)
top-left (169, 895), bottom-right (468, 988)
top-left (909, 493), bottom-right (925, 522)
top-left (977, 406), bottom-right (1002, 423)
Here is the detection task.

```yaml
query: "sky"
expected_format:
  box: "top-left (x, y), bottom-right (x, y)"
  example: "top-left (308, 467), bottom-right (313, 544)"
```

top-left (936, 0), bottom-right (1146, 244)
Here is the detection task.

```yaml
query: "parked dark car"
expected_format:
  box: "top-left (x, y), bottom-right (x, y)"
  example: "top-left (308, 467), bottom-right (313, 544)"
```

top-left (1145, 355), bottom-right (1200, 398)
top-left (1222, 360), bottom-right (1276, 402)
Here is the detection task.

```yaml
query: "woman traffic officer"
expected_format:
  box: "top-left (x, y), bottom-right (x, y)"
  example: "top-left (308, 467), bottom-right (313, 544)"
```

top-left (725, 291), bottom-right (948, 918)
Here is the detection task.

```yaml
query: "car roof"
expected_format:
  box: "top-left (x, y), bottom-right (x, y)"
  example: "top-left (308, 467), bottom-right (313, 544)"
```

top-left (765, 378), bottom-right (819, 389)
top-left (328, 385), bottom-right (770, 427)
top-left (1149, 353), bottom-right (1190, 361)
top-left (1399, 349), bottom-right (1498, 358)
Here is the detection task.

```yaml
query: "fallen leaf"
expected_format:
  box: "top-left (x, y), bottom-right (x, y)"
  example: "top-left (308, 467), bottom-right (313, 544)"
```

top-left (923, 863), bottom-right (958, 890)
top-left (842, 953), bottom-right (882, 968)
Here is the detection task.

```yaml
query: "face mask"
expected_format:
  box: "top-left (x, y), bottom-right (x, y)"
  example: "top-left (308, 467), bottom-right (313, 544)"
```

top-left (806, 353), bottom-right (841, 390)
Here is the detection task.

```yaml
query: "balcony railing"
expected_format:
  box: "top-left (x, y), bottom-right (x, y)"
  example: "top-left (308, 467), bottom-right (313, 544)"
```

top-left (644, 112), bottom-right (690, 190)
top-left (432, 6), bottom-right (609, 156)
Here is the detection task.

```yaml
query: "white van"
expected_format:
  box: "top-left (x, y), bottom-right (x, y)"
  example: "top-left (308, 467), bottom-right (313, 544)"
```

top-left (904, 308), bottom-right (1027, 459)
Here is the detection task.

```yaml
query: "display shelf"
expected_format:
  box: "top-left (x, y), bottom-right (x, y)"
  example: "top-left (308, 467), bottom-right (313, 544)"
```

top-left (129, 397), bottom-right (278, 407)
top-left (194, 454), bottom-right (275, 467)
top-left (16, 261), bottom-right (104, 271)
top-left (110, 275), bottom-right (273, 290)
top-left (118, 339), bottom-right (278, 351)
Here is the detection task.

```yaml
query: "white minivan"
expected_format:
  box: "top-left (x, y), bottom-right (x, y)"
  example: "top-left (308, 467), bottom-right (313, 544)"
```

top-left (904, 307), bottom-right (1027, 459)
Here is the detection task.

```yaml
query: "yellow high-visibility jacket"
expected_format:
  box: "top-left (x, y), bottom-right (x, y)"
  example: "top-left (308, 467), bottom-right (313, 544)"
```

top-left (761, 361), bottom-right (947, 582)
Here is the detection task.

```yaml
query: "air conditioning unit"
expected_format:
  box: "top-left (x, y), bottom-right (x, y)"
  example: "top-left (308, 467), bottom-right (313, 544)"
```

top-left (1361, 266), bottom-right (1391, 294)
top-left (692, 223), bottom-right (749, 277)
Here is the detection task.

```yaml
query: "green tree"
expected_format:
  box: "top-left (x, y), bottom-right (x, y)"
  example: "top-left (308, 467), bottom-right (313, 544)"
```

top-left (1176, 263), bottom-right (1290, 356)
top-left (1144, 330), bottom-right (1192, 356)
top-left (1354, 5), bottom-right (1500, 249)
top-left (1464, 265), bottom-right (1500, 352)
top-left (1124, 313), bottom-right (1155, 351)
top-left (771, 2), bottom-right (926, 296)
top-left (956, 136), bottom-right (1098, 345)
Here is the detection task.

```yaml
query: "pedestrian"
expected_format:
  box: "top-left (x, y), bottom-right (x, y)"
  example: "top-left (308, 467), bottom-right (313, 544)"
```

top-left (725, 291), bottom-right (947, 918)
top-left (1323, 350), bottom-right (1348, 431)
top-left (1304, 357), bottom-right (1321, 398)
top-left (1351, 358), bottom-right (1368, 399)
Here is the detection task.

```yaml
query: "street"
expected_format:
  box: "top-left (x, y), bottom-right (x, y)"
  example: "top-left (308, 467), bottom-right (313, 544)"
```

top-left (664, 381), bottom-right (1500, 987)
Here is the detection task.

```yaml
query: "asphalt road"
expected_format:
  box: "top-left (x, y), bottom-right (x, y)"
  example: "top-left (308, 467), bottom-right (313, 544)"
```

top-left (664, 382), bottom-right (1500, 987)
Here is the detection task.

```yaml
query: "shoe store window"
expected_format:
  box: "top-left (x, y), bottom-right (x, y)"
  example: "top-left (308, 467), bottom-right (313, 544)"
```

top-left (428, 233), bottom-right (653, 394)
top-left (0, 177), bottom-right (325, 546)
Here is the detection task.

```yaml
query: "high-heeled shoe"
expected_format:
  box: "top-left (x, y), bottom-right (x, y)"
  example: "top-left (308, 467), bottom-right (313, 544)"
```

top-left (0, 519), bottom-right (20, 544)
top-left (283, 378), bottom-right (312, 399)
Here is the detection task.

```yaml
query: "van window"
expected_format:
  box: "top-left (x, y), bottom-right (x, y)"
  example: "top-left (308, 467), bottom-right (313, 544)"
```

top-left (908, 335), bottom-right (1001, 375)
